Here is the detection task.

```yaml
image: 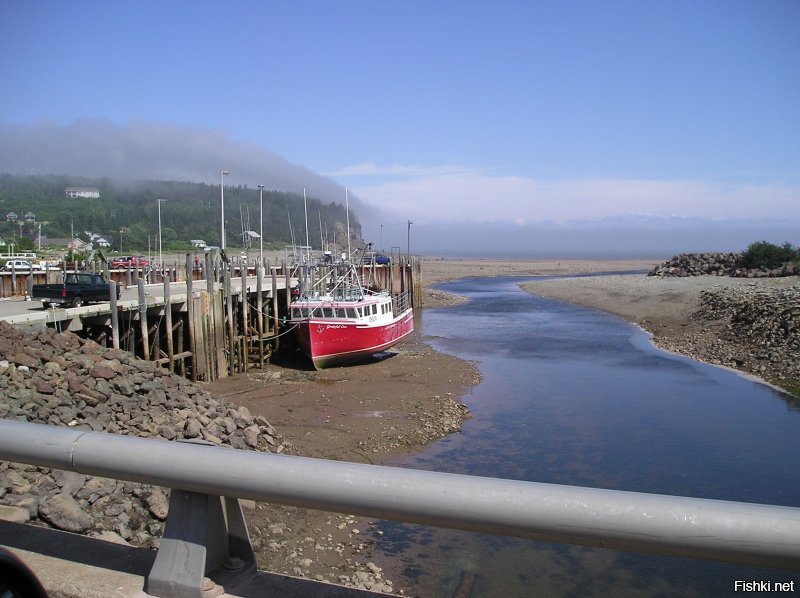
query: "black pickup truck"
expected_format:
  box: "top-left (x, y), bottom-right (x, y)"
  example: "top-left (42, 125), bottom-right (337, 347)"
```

top-left (32, 273), bottom-right (119, 308)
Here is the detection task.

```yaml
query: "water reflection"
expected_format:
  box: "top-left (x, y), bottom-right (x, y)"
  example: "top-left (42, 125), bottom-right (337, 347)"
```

top-left (373, 276), bottom-right (799, 597)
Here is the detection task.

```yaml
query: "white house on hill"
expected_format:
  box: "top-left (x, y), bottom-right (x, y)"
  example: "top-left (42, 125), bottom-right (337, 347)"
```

top-left (65, 187), bottom-right (100, 199)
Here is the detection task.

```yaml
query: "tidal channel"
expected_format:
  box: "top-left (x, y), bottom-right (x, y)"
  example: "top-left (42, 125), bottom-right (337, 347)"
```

top-left (373, 275), bottom-right (799, 597)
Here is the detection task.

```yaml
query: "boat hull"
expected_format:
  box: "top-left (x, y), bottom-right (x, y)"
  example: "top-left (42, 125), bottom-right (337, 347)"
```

top-left (295, 309), bottom-right (414, 369)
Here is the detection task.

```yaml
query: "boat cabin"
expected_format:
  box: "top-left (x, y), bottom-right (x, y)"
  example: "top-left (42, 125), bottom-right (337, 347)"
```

top-left (290, 295), bottom-right (395, 323)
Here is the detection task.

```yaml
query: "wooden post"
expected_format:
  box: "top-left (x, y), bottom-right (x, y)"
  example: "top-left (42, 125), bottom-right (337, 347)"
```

top-left (209, 294), bottom-right (218, 381)
top-left (415, 257), bottom-right (422, 307)
top-left (163, 275), bottom-right (174, 372)
top-left (241, 265), bottom-right (248, 373)
top-left (186, 255), bottom-right (197, 381)
top-left (225, 264), bottom-right (235, 375)
top-left (271, 266), bottom-right (280, 353)
top-left (151, 320), bottom-right (160, 365)
top-left (213, 284), bottom-right (226, 380)
top-left (175, 320), bottom-right (185, 376)
top-left (206, 253), bottom-right (214, 294)
top-left (137, 280), bottom-right (150, 361)
top-left (110, 281), bottom-right (120, 350)
top-left (284, 259), bottom-right (291, 313)
top-left (256, 266), bottom-right (264, 367)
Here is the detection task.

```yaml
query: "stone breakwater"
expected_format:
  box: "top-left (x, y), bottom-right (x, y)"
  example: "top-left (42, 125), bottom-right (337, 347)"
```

top-left (649, 252), bottom-right (799, 278)
top-left (657, 284), bottom-right (800, 385)
top-left (0, 321), bottom-right (290, 548)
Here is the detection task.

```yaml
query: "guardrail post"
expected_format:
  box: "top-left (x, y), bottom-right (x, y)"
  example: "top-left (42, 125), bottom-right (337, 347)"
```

top-left (145, 440), bottom-right (256, 598)
top-left (145, 491), bottom-right (256, 598)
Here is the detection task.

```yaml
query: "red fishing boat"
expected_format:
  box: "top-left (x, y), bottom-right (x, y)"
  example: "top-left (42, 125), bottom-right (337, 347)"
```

top-left (289, 261), bottom-right (414, 369)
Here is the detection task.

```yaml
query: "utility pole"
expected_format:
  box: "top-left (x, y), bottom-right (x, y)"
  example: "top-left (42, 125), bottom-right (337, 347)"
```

top-left (258, 184), bottom-right (265, 266)
top-left (407, 220), bottom-right (412, 263)
top-left (220, 170), bottom-right (229, 250)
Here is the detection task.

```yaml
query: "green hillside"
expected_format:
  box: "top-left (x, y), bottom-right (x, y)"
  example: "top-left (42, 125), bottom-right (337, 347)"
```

top-left (0, 174), bottom-right (360, 254)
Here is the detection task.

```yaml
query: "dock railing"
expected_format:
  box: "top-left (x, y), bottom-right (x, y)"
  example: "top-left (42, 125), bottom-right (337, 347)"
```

top-left (392, 289), bottom-right (412, 316)
top-left (1, 419), bottom-right (798, 597)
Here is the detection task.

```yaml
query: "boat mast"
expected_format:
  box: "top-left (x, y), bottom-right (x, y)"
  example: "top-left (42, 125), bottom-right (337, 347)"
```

top-left (346, 187), bottom-right (351, 260)
top-left (319, 210), bottom-right (324, 253)
top-left (287, 212), bottom-right (296, 256)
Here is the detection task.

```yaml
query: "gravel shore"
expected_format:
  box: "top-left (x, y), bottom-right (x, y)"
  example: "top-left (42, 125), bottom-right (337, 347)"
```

top-left (521, 274), bottom-right (800, 396)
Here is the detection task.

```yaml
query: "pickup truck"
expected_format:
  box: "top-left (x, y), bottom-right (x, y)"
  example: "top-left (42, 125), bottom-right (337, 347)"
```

top-left (32, 273), bottom-right (120, 308)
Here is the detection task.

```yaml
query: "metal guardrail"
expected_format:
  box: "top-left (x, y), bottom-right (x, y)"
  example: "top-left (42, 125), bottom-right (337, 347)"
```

top-left (1, 420), bottom-right (798, 597)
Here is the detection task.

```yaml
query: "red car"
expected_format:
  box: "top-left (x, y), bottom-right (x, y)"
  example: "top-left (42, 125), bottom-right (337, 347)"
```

top-left (110, 255), bottom-right (150, 268)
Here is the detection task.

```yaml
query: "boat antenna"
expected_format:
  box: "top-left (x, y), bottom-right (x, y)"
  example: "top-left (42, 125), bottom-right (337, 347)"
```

top-left (303, 187), bottom-right (310, 263)
top-left (346, 187), bottom-right (351, 260)
top-left (240, 205), bottom-right (245, 248)
top-left (318, 209), bottom-right (324, 253)
top-left (288, 211), bottom-right (296, 256)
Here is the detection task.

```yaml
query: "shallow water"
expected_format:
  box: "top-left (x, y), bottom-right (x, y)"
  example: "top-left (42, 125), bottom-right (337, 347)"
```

top-left (374, 276), bottom-right (799, 597)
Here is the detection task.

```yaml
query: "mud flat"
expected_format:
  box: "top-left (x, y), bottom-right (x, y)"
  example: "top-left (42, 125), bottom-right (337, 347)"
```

top-left (420, 257), bottom-right (657, 307)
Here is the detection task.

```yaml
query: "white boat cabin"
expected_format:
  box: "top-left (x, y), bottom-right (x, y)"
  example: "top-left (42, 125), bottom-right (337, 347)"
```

top-left (291, 294), bottom-right (395, 324)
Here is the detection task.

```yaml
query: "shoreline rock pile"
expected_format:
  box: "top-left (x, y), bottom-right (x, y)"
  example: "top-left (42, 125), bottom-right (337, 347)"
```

top-left (694, 284), bottom-right (800, 381)
top-left (648, 253), bottom-right (799, 278)
top-left (0, 321), bottom-right (290, 547)
top-left (655, 284), bottom-right (800, 386)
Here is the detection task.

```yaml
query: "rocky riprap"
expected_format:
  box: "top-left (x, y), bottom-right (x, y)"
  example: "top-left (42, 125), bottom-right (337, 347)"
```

top-left (0, 321), bottom-right (290, 548)
top-left (648, 252), bottom-right (799, 278)
top-left (656, 284), bottom-right (800, 385)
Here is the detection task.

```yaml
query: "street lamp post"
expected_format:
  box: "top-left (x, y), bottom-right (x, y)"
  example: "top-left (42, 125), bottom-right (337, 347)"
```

top-left (157, 198), bottom-right (167, 271)
top-left (258, 184), bottom-right (265, 267)
top-left (407, 219), bottom-right (412, 264)
top-left (220, 170), bottom-right (229, 250)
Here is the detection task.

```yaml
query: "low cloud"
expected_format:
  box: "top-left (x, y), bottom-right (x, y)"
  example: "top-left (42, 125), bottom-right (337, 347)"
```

top-left (4, 123), bottom-right (796, 257)
top-left (344, 165), bottom-right (800, 225)
top-left (340, 162), bottom-right (800, 256)
top-left (0, 119), bottom-right (356, 207)
top-left (326, 162), bottom-right (485, 179)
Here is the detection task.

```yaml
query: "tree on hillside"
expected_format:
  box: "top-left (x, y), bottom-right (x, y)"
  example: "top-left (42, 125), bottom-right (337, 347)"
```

top-left (0, 175), bottom-right (361, 252)
top-left (740, 241), bottom-right (800, 269)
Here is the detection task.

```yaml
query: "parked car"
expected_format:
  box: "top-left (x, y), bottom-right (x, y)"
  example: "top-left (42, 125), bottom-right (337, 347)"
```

top-left (362, 252), bottom-right (391, 265)
top-left (3, 259), bottom-right (33, 271)
top-left (32, 272), bottom-right (119, 308)
top-left (110, 255), bottom-right (150, 268)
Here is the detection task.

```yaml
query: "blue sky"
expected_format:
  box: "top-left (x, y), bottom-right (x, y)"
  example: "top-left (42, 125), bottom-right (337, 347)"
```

top-left (2, 1), bottom-right (798, 255)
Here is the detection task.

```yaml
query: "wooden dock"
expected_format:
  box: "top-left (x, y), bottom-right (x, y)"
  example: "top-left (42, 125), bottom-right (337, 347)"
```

top-left (0, 255), bottom-right (421, 381)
